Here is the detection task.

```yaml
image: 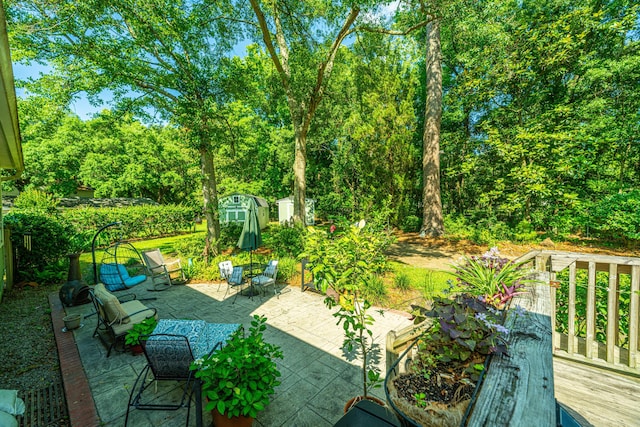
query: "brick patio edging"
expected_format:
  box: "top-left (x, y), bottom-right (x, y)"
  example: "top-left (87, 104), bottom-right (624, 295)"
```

top-left (49, 293), bottom-right (101, 427)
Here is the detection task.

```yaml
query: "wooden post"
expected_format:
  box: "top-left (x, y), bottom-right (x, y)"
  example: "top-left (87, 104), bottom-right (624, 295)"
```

top-left (630, 265), bottom-right (639, 368)
top-left (567, 262), bottom-right (577, 355)
top-left (606, 264), bottom-right (618, 363)
top-left (386, 330), bottom-right (398, 375)
top-left (3, 228), bottom-right (14, 291)
top-left (586, 261), bottom-right (596, 359)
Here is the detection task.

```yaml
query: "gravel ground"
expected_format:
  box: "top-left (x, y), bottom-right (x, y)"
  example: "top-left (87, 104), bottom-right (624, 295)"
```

top-left (0, 285), bottom-right (61, 392)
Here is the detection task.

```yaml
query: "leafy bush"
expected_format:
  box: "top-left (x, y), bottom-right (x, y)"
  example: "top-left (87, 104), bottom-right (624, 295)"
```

top-left (274, 256), bottom-right (297, 282)
top-left (62, 204), bottom-right (196, 241)
top-left (263, 223), bottom-right (306, 257)
top-left (514, 219), bottom-right (537, 242)
top-left (443, 215), bottom-right (473, 240)
top-left (472, 218), bottom-right (511, 245)
top-left (12, 188), bottom-right (58, 213)
top-left (402, 215), bottom-right (421, 233)
top-left (174, 234), bottom-right (206, 259)
top-left (589, 190), bottom-right (640, 241)
top-left (217, 222), bottom-right (244, 250)
top-left (4, 211), bottom-right (74, 284)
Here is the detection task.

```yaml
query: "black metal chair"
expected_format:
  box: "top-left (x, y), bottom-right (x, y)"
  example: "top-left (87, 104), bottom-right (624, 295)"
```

top-left (124, 333), bottom-right (217, 426)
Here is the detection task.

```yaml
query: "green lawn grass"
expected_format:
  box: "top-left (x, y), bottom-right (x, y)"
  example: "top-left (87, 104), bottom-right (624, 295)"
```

top-left (390, 262), bottom-right (454, 298)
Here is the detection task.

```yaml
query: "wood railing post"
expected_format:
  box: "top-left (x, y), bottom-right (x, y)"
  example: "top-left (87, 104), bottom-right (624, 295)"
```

top-left (606, 264), bottom-right (619, 363)
top-left (630, 265), bottom-right (640, 368)
top-left (586, 261), bottom-right (597, 359)
top-left (385, 330), bottom-right (397, 375)
top-left (567, 262), bottom-right (577, 355)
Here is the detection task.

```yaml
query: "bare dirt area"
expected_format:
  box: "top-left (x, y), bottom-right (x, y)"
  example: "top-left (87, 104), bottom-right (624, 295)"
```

top-left (386, 232), bottom-right (640, 270)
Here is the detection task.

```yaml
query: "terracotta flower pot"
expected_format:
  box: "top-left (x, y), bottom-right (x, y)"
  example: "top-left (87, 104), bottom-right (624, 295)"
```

top-left (211, 409), bottom-right (254, 427)
top-left (130, 344), bottom-right (144, 355)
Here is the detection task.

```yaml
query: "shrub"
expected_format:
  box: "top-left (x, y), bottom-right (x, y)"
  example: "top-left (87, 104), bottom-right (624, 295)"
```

top-left (217, 222), bottom-right (244, 250)
top-left (263, 223), bottom-right (306, 258)
top-left (174, 234), bottom-right (206, 259)
top-left (274, 256), bottom-right (297, 282)
top-left (589, 190), bottom-right (640, 241)
top-left (62, 204), bottom-right (196, 241)
top-left (12, 188), bottom-right (58, 213)
top-left (4, 211), bottom-right (74, 284)
top-left (402, 215), bottom-right (421, 233)
top-left (443, 215), bottom-right (473, 240)
top-left (514, 219), bottom-right (537, 242)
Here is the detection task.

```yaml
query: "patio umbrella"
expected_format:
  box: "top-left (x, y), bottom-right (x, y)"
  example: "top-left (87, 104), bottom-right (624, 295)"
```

top-left (237, 199), bottom-right (262, 276)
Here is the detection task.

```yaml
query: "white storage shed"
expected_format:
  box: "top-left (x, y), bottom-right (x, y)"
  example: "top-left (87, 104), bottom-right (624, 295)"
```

top-left (276, 196), bottom-right (315, 225)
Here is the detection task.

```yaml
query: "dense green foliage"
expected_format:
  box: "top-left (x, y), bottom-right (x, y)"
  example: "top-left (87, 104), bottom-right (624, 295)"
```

top-left (192, 315), bottom-right (282, 419)
top-left (6, 0), bottom-right (640, 243)
top-left (61, 205), bottom-right (196, 242)
top-left (4, 211), bottom-right (73, 284)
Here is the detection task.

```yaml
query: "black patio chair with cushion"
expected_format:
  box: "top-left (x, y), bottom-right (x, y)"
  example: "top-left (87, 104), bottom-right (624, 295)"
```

top-left (124, 334), bottom-right (209, 427)
top-left (251, 260), bottom-right (279, 298)
top-left (218, 261), bottom-right (246, 303)
top-left (89, 283), bottom-right (157, 357)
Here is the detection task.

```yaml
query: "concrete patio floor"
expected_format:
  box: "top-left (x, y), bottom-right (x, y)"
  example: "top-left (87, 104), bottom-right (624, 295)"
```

top-left (59, 280), bottom-right (413, 426)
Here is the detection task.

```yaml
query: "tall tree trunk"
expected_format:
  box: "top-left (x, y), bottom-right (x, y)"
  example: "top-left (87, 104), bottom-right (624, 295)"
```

top-left (421, 19), bottom-right (444, 237)
top-left (200, 146), bottom-right (220, 263)
top-left (293, 127), bottom-right (307, 225)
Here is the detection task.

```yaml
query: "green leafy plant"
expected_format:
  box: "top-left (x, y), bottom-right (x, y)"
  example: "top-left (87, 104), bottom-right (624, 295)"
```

top-left (263, 222), bottom-right (306, 257)
top-left (414, 392), bottom-right (428, 408)
top-left (412, 294), bottom-right (510, 374)
top-left (191, 315), bottom-right (283, 419)
top-left (4, 211), bottom-right (73, 284)
top-left (302, 221), bottom-right (392, 398)
top-left (124, 317), bottom-right (158, 346)
top-left (451, 247), bottom-right (534, 308)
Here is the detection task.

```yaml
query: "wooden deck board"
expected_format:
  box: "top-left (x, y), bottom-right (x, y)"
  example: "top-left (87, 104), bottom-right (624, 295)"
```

top-left (554, 357), bottom-right (640, 427)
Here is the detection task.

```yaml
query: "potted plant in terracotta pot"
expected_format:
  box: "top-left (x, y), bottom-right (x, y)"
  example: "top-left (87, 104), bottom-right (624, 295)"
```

top-left (124, 316), bottom-right (158, 355)
top-left (303, 220), bottom-right (393, 412)
top-left (191, 315), bottom-right (283, 427)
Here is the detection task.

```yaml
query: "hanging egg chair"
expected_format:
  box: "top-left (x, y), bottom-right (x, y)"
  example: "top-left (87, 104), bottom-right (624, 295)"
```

top-left (99, 241), bottom-right (148, 291)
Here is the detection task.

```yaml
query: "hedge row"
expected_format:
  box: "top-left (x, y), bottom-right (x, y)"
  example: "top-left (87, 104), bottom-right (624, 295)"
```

top-left (62, 204), bottom-right (197, 241)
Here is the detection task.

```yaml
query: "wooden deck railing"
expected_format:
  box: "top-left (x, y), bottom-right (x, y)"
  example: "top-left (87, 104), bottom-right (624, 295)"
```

top-left (514, 250), bottom-right (640, 376)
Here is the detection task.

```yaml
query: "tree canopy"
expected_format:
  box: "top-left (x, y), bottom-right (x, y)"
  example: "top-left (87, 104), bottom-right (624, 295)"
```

top-left (6, 0), bottom-right (640, 242)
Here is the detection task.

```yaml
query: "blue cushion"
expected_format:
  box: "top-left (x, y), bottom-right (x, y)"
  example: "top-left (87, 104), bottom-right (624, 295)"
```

top-left (101, 263), bottom-right (145, 290)
top-left (100, 263), bottom-right (127, 290)
top-left (124, 275), bottom-right (146, 288)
